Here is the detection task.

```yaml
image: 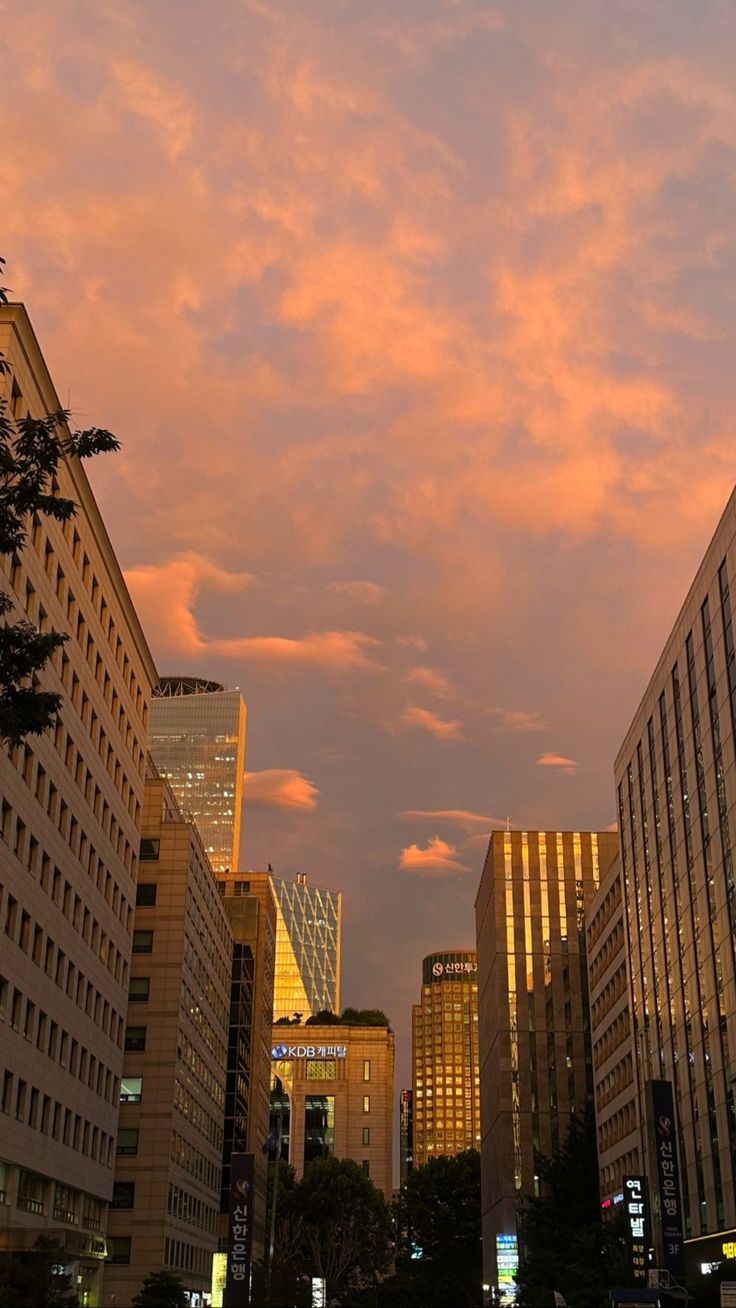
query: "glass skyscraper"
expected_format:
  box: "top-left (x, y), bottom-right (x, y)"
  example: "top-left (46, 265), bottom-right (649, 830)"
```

top-left (269, 873), bottom-right (341, 1020)
top-left (411, 951), bottom-right (480, 1167)
top-left (148, 677), bottom-right (246, 873)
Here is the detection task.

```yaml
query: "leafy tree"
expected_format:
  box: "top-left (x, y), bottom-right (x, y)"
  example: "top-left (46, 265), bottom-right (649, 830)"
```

top-left (340, 1007), bottom-right (392, 1028)
top-left (131, 1270), bottom-right (188, 1308)
top-left (0, 256), bottom-right (119, 748)
top-left (516, 1109), bottom-right (628, 1308)
top-left (402, 1149), bottom-right (483, 1308)
top-left (292, 1157), bottom-right (392, 1296)
top-left (0, 1235), bottom-right (78, 1307)
top-left (305, 1009), bottom-right (342, 1025)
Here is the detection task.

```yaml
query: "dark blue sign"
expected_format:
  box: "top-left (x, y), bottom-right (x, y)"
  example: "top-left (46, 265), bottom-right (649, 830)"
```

top-left (224, 1152), bottom-right (255, 1307)
top-left (647, 1080), bottom-right (684, 1277)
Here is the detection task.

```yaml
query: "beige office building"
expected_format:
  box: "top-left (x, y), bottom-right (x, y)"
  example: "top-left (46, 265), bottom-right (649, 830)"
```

top-left (270, 1023), bottom-right (394, 1196)
top-left (615, 484), bottom-right (736, 1267)
top-left (586, 856), bottom-right (642, 1211)
top-left (216, 872), bottom-right (277, 1264)
top-left (411, 951), bottom-right (480, 1167)
top-left (105, 769), bottom-right (232, 1305)
top-left (0, 304), bottom-right (156, 1306)
top-left (149, 676), bottom-right (246, 873)
top-left (475, 829), bottom-right (618, 1293)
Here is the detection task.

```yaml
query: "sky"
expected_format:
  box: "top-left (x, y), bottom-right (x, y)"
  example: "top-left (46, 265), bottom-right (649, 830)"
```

top-left (5, 0), bottom-right (736, 1093)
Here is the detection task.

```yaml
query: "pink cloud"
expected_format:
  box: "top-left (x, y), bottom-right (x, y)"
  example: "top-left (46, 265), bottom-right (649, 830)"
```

top-left (401, 808), bottom-right (505, 831)
top-left (329, 580), bottom-right (386, 604)
top-left (398, 836), bottom-right (469, 877)
top-left (488, 708), bottom-right (544, 732)
top-left (244, 769), bottom-right (320, 812)
top-left (402, 704), bottom-right (465, 741)
top-left (404, 666), bottom-right (455, 697)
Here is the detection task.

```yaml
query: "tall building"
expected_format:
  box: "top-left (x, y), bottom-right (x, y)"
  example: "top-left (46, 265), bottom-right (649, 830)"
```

top-left (0, 304), bottom-right (156, 1306)
top-left (399, 1089), bottom-right (414, 1190)
top-left (270, 1022), bottom-right (394, 1196)
top-left (411, 951), bottom-right (480, 1168)
top-left (475, 830), bottom-right (618, 1295)
top-left (105, 768), bottom-right (232, 1306)
top-left (586, 855), bottom-right (642, 1211)
top-left (269, 873), bottom-right (341, 1020)
top-left (216, 872), bottom-right (277, 1266)
top-left (615, 485), bottom-right (736, 1270)
top-left (149, 677), bottom-right (246, 872)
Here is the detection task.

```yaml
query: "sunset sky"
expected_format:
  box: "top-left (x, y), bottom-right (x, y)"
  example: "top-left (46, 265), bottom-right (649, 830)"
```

top-left (6, 0), bottom-right (736, 1087)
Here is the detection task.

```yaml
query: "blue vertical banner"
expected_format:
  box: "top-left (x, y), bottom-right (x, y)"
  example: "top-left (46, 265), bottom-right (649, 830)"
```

top-left (224, 1152), bottom-right (255, 1307)
top-left (647, 1080), bottom-right (684, 1278)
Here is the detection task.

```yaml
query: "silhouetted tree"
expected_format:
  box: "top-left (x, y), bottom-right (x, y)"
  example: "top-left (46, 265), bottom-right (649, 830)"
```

top-left (131, 1270), bottom-right (187, 1308)
top-left (401, 1149), bottom-right (483, 1308)
top-left (0, 1235), bottom-right (78, 1307)
top-left (0, 256), bottom-right (119, 747)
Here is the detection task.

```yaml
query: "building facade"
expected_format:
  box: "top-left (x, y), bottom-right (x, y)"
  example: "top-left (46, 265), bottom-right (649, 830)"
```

top-left (148, 677), bottom-right (246, 872)
top-left (216, 872), bottom-right (277, 1266)
top-left (269, 873), bottom-right (341, 1020)
top-left (475, 829), bottom-right (619, 1293)
top-left (269, 1023), bottom-right (394, 1196)
top-left (411, 952), bottom-right (480, 1168)
top-left (399, 1089), bottom-right (413, 1190)
top-left (615, 486), bottom-right (736, 1268)
top-left (105, 770), bottom-right (232, 1306)
top-left (0, 304), bottom-right (157, 1306)
top-left (586, 855), bottom-right (642, 1211)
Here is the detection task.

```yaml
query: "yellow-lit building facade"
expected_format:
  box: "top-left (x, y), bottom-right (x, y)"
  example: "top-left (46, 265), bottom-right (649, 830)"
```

top-left (268, 874), bottom-right (341, 1020)
top-left (411, 952), bottom-right (480, 1167)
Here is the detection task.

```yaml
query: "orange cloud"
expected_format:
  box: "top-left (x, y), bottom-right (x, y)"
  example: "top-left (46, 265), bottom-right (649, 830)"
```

top-left (537, 752), bottom-right (578, 775)
top-left (404, 666), bottom-right (455, 697)
top-left (398, 836), bottom-right (469, 877)
top-left (329, 580), bottom-right (386, 604)
top-left (244, 769), bottom-right (320, 811)
top-left (402, 705), bottom-right (465, 741)
top-left (489, 708), bottom-right (545, 732)
top-left (125, 556), bottom-right (379, 673)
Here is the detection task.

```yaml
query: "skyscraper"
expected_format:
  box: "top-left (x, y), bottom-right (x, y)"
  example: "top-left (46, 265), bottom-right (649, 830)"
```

top-left (399, 1089), bottom-right (414, 1190)
top-left (268, 873), bottom-right (341, 1020)
top-left (614, 485), bottom-right (736, 1270)
top-left (475, 830), bottom-right (618, 1295)
top-left (0, 303), bottom-right (157, 1305)
top-left (148, 677), bottom-right (246, 872)
top-left (411, 951), bottom-right (480, 1167)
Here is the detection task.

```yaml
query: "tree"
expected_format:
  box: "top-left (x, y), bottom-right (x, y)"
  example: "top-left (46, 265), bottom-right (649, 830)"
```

top-left (0, 1235), bottom-right (78, 1307)
top-left (0, 256), bottom-right (119, 747)
top-left (340, 1007), bottom-right (392, 1028)
top-left (402, 1150), bottom-right (483, 1308)
top-left (131, 1270), bottom-right (188, 1308)
top-left (516, 1109), bottom-right (628, 1308)
top-left (304, 1009), bottom-right (342, 1025)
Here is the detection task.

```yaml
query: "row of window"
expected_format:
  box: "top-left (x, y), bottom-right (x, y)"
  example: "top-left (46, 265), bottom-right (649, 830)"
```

top-left (592, 1008), bottom-right (631, 1070)
top-left (181, 980), bottom-right (228, 1064)
top-left (595, 1052), bottom-right (635, 1112)
top-left (590, 961), bottom-right (628, 1031)
top-left (183, 928), bottom-right (229, 1011)
top-left (588, 919), bottom-right (626, 991)
top-left (586, 875), bottom-right (623, 950)
top-left (170, 1130), bottom-right (221, 1191)
top-left (0, 973), bottom-right (119, 1102)
top-left (167, 1183), bottom-right (218, 1234)
top-left (598, 1097), bottom-right (638, 1155)
top-left (0, 1068), bottom-right (114, 1167)
top-left (0, 1160), bottom-right (104, 1230)
top-left (177, 1031), bottom-right (225, 1111)
top-left (173, 1078), bottom-right (224, 1150)
top-left (0, 879), bottom-right (125, 1045)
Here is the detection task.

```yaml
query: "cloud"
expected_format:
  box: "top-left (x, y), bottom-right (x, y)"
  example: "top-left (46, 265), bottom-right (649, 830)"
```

top-left (402, 704), bottom-right (465, 740)
top-left (329, 580), bottom-right (386, 604)
top-left (536, 752), bottom-right (578, 775)
top-left (398, 836), bottom-right (469, 877)
top-left (404, 666), bottom-right (455, 697)
top-left (124, 556), bottom-right (379, 672)
top-left (244, 769), bottom-right (320, 811)
top-left (402, 808), bottom-right (505, 831)
top-left (488, 708), bottom-right (544, 732)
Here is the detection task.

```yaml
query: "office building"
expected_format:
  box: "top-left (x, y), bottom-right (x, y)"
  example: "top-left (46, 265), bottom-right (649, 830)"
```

top-left (411, 951), bottom-right (480, 1167)
top-left (270, 1022), bottom-right (394, 1196)
top-left (475, 830), bottom-right (618, 1293)
top-left (269, 873), bottom-right (341, 1020)
top-left (615, 485), bottom-right (736, 1269)
top-left (0, 304), bottom-right (156, 1306)
top-left (399, 1089), bottom-right (413, 1190)
top-left (586, 856), bottom-right (642, 1210)
top-left (105, 768), bottom-right (232, 1306)
top-left (149, 677), bottom-right (246, 872)
top-left (216, 872), bottom-right (277, 1266)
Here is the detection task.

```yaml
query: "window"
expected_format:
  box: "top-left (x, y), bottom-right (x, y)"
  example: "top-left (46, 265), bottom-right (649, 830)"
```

top-left (120, 1077), bottom-right (143, 1104)
top-left (363, 1060), bottom-right (371, 1082)
top-left (363, 1095), bottom-right (370, 1113)
top-left (116, 1128), bottom-right (139, 1156)
top-left (234, 880), bottom-right (250, 896)
top-left (18, 1169), bottom-right (45, 1215)
top-left (139, 839), bottom-right (160, 862)
top-left (136, 883), bottom-right (157, 906)
top-left (124, 1026), bottom-right (147, 1052)
top-left (128, 977), bottom-right (150, 1003)
top-left (107, 1236), bottom-right (131, 1264)
top-left (132, 930), bottom-right (154, 954)
top-left (306, 1059), bottom-right (336, 1080)
top-left (111, 1181), bottom-right (135, 1210)
top-left (362, 1160), bottom-right (370, 1175)
top-left (362, 1127), bottom-right (370, 1145)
